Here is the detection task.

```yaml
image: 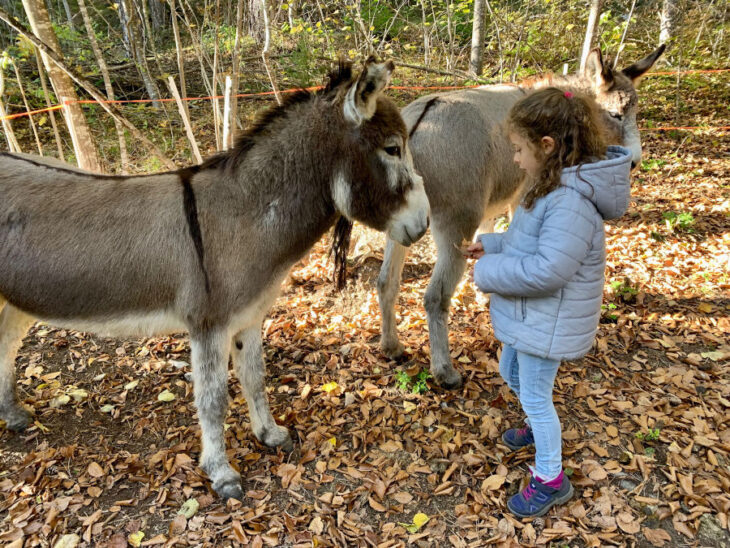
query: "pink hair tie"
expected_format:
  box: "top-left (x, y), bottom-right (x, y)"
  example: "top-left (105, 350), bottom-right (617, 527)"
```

top-left (564, 91), bottom-right (574, 99)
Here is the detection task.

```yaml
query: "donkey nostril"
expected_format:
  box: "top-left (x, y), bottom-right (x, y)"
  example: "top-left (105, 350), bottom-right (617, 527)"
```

top-left (631, 161), bottom-right (637, 170)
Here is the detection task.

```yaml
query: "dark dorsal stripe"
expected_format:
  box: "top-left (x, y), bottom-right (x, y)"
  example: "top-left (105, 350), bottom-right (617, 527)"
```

top-left (408, 97), bottom-right (440, 139)
top-left (178, 169), bottom-right (211, 294)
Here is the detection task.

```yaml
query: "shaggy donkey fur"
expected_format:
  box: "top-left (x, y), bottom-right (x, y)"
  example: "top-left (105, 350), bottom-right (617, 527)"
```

top-left (0, 58), bottom-right (430, 500)
top-left (377, 47), bottom-right (665, 389)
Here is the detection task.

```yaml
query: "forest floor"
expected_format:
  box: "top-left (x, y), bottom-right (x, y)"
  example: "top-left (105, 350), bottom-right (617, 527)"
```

top-left (0, 69), bottom-right (728, 547)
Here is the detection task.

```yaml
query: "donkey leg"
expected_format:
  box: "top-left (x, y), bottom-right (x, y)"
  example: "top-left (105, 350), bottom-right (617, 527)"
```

top-left (377, 237), bottom-right (409, 358)
top-left (0, 305), bottom-right (35, 431)
top-left (189, 328), bottom-right (242, 500)
top-left (424, 223), bottom-right (479, 389)
top-left (232, 327), bottom-right (293, 451)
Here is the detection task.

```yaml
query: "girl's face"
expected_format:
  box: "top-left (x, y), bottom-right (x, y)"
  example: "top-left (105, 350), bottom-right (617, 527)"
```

top-left (509, 132), bottom-right (554, 178)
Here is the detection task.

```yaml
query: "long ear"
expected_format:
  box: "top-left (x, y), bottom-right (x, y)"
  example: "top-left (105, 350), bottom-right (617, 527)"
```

top-left (621, 44), bottom-right (666, 82)
top-left (343, 56), bottom-right (395, 126)
top-left (584, 48), bottom-right (614, 89)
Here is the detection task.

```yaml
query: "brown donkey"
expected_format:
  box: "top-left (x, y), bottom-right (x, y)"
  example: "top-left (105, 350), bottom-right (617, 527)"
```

top-left (0, 59), bottom-right (430, 500)
top-left (377, 46), bottom-right (665, 389)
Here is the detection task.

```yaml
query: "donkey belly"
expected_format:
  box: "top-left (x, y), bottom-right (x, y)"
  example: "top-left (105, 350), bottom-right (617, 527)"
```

top-left (39, 310), bottom-right (187, 338)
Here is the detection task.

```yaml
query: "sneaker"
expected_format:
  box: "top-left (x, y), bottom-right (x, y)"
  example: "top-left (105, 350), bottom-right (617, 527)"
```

top-left (507, 470), bottom-right (574, 518)
top-left (501, 425), bottom-right (534, 451)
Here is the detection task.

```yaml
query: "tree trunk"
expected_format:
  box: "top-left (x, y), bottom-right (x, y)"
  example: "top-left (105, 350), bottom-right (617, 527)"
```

top-left (118, 0), bottom-right (162, 108)
top-left (212, 0), bottom-right (222, 149)
top-left (78, 0), bottom-right (129, 173)
top-left (260, 0), bottom-right (280, 105)
top-left (246, 0), bottom-right (265, 43)
top-left (0, 63), bottom-right (22, 153)
top-left (659, 0), bottom-right (677, 46)
top-left (11, 58), bottom-right (43, 154)
top-left (469, 0), bottom-right (486, 76)
top-left (579, 0), bottom-right (603, 72)
top-left (420, 0), bottom-right (430, 66)
top-left (35, 46), bottom-right (64, 159)
top-left (169, 0), bottom-right (189, 120)
top-left (21, 0), bottom-right (101, 171)
top-left (60, 0), bottom-right (75, 30)
top-left (149, 0), bottom-right (167, 29)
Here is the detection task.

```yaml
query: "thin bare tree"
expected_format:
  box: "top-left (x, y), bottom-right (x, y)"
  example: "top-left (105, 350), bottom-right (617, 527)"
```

top-left (10, 57), bottom-right (42, 154)
top-left (660, 0), bottom-right (678, 47)
top-left (225, 0), bottom-right (244, 149)
top-left (34, 46), bottom-right (64, 159)
top-left (469, 0), bottom-right (486, 76)
top-left (580, 0), bottom-right (603, 72)
top-left (169, 0), bottom-right (189, 120)
top-left (420, 0), bottom-right (431, 65)
top-left (260, 0), bottom-right (281, 105)
top-left (77, 0), bottom-right (129, 173)
top-left (0, 59), bottom-right (22, 152)
top-left (118, 0), bottom-right (162, 108)
top-left (60, 0), bottom-right (75, 30)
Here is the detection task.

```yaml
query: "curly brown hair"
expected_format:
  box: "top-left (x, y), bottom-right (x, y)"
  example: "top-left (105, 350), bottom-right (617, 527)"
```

top-left (507, 87), bottom-right (608, 209)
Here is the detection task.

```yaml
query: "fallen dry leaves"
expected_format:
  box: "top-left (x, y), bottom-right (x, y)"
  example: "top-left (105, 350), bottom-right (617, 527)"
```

top-left (1, 73), bottom-right (728, 547)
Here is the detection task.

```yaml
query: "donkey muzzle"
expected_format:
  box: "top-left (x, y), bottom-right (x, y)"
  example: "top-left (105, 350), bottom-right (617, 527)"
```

top-left (388, 183), bottom-right (430, 246)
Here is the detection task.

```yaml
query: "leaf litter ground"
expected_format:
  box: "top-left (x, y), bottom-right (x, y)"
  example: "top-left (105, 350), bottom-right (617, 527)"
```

top-left (1, 75), bottom-right (729, 548)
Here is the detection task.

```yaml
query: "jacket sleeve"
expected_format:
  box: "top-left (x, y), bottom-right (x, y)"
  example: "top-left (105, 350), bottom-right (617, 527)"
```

top-left (477, 233), bottom-right (505, 255)
top-left (473, 198), bottom-right (597, 297)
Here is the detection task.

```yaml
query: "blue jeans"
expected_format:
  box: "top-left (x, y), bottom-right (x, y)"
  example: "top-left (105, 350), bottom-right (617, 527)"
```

top-left (499, 344), bottom-right (562, 479)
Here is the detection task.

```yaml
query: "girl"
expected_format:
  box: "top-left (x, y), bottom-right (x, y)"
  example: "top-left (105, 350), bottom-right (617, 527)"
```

top-left (464, 87), bottom-right (632, 517)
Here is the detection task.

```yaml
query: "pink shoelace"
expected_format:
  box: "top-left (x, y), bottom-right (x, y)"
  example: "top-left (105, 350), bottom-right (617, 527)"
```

top-left (517, 426), bottom-right (530, 437)
top-left (522, 480), bottom-right (537, 500)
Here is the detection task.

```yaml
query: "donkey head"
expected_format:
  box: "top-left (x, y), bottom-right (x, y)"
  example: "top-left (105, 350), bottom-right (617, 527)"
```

top-left (328, 57), bottom-right (430, 248)
top-left (581, 45), bottom-right (665, 169)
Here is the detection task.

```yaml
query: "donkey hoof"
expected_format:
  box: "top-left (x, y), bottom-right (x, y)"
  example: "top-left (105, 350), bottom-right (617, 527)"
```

top-left (213, 478), bottom-right (244, 501)
top-left (1, 407), bottom-right (32, 432)
top-left (260, 425), bottom-right (294, 453)
top-left (381, 339), bottom-right (405, 359)
top-left (435, 368), bottom-right (463, 390)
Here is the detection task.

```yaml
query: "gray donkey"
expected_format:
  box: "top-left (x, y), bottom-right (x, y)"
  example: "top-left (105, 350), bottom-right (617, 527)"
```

top-left (377, 46), bottom-right (665, 389)
top-left (0, 59), bottom-right (430, 500)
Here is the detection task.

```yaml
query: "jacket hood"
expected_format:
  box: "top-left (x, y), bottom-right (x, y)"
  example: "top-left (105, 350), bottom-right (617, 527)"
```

top-left (560, 146), bottom-right (632, 220)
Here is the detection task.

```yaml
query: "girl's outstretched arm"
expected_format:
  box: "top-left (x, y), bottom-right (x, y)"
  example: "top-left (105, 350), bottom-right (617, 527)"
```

top-left (473, 198), bottom-right (597, 297)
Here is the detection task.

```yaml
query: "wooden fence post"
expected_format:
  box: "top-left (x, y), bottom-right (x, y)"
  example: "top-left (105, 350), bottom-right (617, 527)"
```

top-left (223, 75), bottom-right (233, 150)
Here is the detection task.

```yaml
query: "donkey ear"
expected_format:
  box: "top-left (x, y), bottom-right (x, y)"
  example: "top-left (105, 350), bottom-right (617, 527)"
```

top-left (584, 48), bottom-right (614, 88)
top-left (621, 44), bottom-right (666, 82)
top-left (343, 57), bottom-right (395, 126)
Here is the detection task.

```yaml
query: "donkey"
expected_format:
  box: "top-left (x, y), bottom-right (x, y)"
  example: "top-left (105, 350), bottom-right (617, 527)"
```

top-left (376, 46), bottom-right (665, 389)
top-left (0, 58), bottom-right (430, 500)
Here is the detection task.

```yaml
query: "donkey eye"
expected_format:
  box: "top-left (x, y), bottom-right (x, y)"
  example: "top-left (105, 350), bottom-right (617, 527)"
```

top-left (384, 145), bottom-right (401, 157)
top-left (609, 112), bottom-right (623, 121)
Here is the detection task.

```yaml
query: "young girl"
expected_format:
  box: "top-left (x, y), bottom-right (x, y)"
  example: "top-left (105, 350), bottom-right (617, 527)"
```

top-left (464, 87), bottom-right (632, 517)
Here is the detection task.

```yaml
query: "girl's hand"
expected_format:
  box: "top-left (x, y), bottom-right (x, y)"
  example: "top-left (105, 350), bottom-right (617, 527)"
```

top-left (461, 240), bottom-right (485, 260)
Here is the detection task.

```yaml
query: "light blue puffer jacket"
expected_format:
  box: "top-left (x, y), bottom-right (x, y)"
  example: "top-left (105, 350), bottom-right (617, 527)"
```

top-left (473, 146), bottom-right (632, 360)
